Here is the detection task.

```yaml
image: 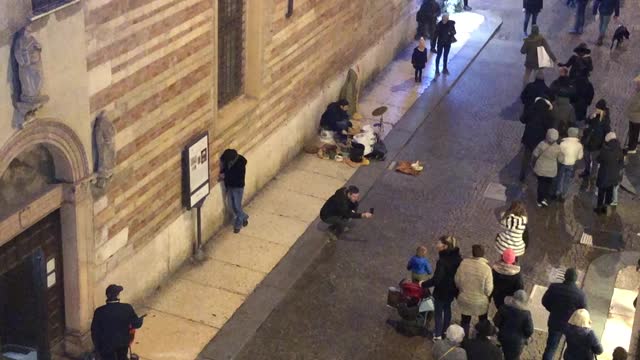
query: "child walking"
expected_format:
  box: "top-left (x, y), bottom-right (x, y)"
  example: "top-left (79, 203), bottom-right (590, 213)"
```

top-left (407, 246), bottom-right (433, 282)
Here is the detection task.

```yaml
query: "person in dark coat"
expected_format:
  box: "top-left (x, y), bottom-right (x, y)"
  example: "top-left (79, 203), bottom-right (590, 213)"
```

top-left (416, 0), bottom-right (441, 52)
top-left (595, 132), bottom-right (624, 214)
top-left (563, 309), bottom-right (603, 359)
top-left (580, 99), bottom-right (612, 177)
top-left (520, 96), bottom-right (555, 182)
top-left (421, 235), bottom-right (463, 340)
top-left (220, 149), bottom-right (249, 233)
top-left (523, 0), bottom-right (543, 37)
top-left (570, 0), bottom-right (590, 34)
top-left (551, 68), bottom-right (577, 137)
top-left (541, 268), bottom-right (587, 360)
top-left (593, 0), bottom-right (621, 46)
top-left (319, 186), bottom-right (372, 240)
top-left (550, 67), bottom-right (576, 102)
top-left (412, 38), bottom-right (429, 82)
top-left (572, 75), bottom-right (595, 123)
top-left (91, 285), bottom-right (144, 360)
top-left (461, 320), bottom-right (503, 360)
top-left (558, 43), bottom-right (593, 79)
top-left (433, 14), bottom-right (457, 76)
top-left (521, 25), bottom-right (556, 85)
top-left (521, 71), bottom-right (551, 112)
top-left (491, 249), bottom-right (524, 310)
top-left (494, 290), bottom-right (534, 360)
top-left (320, 100), bottom-right (351, 133)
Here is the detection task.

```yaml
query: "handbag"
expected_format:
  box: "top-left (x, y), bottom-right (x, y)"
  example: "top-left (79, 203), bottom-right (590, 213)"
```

top-left (537, 46), bottom-right (553, 68)
top-left (419, 297), bottom-right (435, 312)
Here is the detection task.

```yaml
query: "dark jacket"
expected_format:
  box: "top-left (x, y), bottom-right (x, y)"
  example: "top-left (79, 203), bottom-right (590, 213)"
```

top-left (494, 301), bottom-right (534, 346)
top-left (320, 102), bottom-right (350, 132)
top-left (462, 337), bottom-right (503, 360)
top-left (552, 97), bottom-right (577, 137)
top-left (550, 76), bottom-right (576, 101)
top-left (559, 55), bottom-right (593, 79)
top-left (521, 98), bottom-right (555, 150)
top-left (593, 0), bottom-right (620, 16)
top-left (572, 77), bottom-right (595, 121)
top-left (563, 325), bottom-right (603, 360)
top-left (434, 20), bottom-right (457, 47)
top-left (523, 0), bottom-right (543, 13)
top-left (417, 0), bottom-right (440, 22)
top-left (491, 262), bottom-right (524, 309)
top-left (91, 301), bottom-right (143, 354)
top-left (541, 282), bottom-right (587, 331)
top-left (521, 35), bottom-right (556, 69)
top-left (320, 188), bottom-right (361, 221)
top-left (597, 139), bottom-right (624, 188)
top-left (521, 79), bottom-right (551, 110)
top-left (422, 248), bottom-right (462, 302)
top-left (220, 152), bottom-right (247, 188)
top-left (412, 47), bottom-right (428, 69)
top-left (582, 112), bottom-right (611, 151)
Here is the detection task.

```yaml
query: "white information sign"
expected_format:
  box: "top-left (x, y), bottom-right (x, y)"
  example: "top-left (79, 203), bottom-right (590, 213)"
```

top-left (184, 133), bottom-right (210, 208)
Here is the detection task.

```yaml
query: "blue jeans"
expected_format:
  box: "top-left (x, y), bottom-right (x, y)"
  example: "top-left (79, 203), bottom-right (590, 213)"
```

top-left (228, 187), bottom-right (248, 230)
top-left (542, 330), bottom-right (563, 360)
top-left (599, 15), bottom-right (612, 36)
top-left (433, 298), bottom-right (452, 338)
top-left (524, 11), bottom-right (539, 34)
top-left (574, 2), bottom-right (587, 32)
top-left (555, 164), bottom-right (575, 198)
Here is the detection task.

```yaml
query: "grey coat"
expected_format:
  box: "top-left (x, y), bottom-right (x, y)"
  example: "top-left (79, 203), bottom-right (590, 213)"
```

top-left (433, 339), bottom-right (468, 360)
top-left (533, 141), bottom-right (561, 178)
top-left (627, 91), bottom-right (640, 124)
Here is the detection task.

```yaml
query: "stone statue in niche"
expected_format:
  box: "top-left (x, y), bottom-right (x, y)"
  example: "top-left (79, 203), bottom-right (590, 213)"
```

top-left (94, 111), bottom-right (116, 189)
top-left (13, 23), bottom-right (49, 127)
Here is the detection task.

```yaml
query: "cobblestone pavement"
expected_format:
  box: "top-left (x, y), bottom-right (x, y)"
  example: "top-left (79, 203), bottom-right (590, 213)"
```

top-left (234, 1), bottom-right (640, 359)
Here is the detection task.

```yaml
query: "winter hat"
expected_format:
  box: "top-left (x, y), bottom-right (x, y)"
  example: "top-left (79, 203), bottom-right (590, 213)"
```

top-left (568, 127), bottom-right (580, 138)
top-left (574, 42), bottom-right (591, 55)
top-left (595, 99), bottom-right (608, 110)
top-left (445, 324), bottom-right (465, 344)
top-left (502, 248), bottom-right (516, 265)
top-left (546, 128), bottom-right (559, 143)
top-left (564, 268), bottom-right (578, 283)
top-left (605, 132), bottom-right (617, 142)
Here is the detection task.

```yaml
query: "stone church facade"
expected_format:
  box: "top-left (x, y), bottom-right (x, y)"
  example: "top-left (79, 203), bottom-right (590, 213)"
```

top-left (0, 0), bottom-right (417, 357)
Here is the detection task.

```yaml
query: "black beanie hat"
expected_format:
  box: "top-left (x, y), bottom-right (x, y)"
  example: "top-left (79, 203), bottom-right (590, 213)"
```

top-left (595, 99), bottom-right (608, 110)
top-left (564, 268), bottom-right (578, 283)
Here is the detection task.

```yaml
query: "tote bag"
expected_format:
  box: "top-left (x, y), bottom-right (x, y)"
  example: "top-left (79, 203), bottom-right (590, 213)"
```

top-left (537, 46), bottom-right (553, 68)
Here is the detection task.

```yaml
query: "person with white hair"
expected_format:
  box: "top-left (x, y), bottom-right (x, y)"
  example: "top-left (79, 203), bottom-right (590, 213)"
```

top-left (625, 75), bottom-right (640, 154)
top-left (432, 324), bottom-right (468, 360)
top-left (595, 132), bottom-right (624, 214)
top-left (563, 309), bottom-right (603, 359)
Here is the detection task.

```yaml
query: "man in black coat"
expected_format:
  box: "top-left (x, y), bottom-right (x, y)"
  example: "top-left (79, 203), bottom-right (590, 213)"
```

top-left (595, 133), bottom-right (624, 214)
top-left (461, 320), bottom-right (503, 360)
top-left (416, 0), bottom-right (441, 51)
top-left (320, 100), bottom-right (351, 133)
top-left (521, 71), bottom-right (551, 112)
top-left (320, 186), bottom-right (372, 240)
top-left (494, 290), bottom-right (534, 360)
top-left (91, 285), bottom-right (144, 360)
top-left (541, 268), bottom-right (587, 360)
top-left (433, 14), bottom-right (456, 75)
top-left (523, 0), bottom-right (543, 37)
top-left (572, 75), bottom-right (595, 123)
top-left (220, 149), bottom-right (249, 233)
top-left (520, 96), bottom-right (555, 182)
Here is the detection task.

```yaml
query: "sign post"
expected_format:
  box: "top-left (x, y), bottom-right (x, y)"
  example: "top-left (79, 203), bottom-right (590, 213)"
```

top-left (182, 133), bottom-right (210, 261)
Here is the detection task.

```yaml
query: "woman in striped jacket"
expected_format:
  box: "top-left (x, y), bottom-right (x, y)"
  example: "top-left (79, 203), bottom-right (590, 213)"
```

top-left (495, 201), bottom-right (528, 258)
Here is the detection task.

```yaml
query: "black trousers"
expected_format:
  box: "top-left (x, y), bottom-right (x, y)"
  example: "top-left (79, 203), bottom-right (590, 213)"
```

top-left (537, 176), bottom-right (553, 203)
top-left (500, 339), bottom-right (525, 360)
top-left (629, 121), bottom-right (640, 150)
top-left (323, 216), bottom-right (349, 235)
top-left (98, 348), bottom-right (129, 360)
top-left (414, 68), bottom-right (423, 81)
top-left (461, 313), bottom-right (488, 336)
top-left (435, 44), bottom-right (451, 71)
top-left (464, 0), bottom-right (469, 6)
top-left (597, 186), bottom-right (614, 208)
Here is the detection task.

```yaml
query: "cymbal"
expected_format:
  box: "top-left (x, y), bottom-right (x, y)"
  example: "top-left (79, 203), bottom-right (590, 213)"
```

top-left (372, 106), bottom-right (388, 117)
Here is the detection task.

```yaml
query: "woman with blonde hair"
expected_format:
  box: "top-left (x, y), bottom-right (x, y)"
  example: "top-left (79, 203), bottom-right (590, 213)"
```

top-left (495, 201), bottom-right (528, 258)
top-left (563, 309), bottom-right (603, 359)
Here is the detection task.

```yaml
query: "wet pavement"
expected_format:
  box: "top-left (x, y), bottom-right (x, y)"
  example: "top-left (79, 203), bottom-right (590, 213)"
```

top-left (228, 0), bottom-right (640, 359)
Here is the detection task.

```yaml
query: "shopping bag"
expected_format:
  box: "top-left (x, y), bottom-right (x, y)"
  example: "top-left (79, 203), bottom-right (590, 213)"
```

top-left (537, 46), bottom-right (553, 68)
top-left (419, 297), bottom-right (435, 312)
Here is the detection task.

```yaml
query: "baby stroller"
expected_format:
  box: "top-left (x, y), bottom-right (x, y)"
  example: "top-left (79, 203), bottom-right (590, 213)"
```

top-left (387, 279), bottom-right (434, 336)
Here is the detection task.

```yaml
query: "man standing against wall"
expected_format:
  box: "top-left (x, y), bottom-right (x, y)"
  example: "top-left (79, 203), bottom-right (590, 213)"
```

top-left (220, 149), bottom-right (249, 233)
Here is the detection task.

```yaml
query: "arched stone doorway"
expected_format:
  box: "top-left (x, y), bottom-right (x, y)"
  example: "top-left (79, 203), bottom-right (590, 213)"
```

top-left (0, 119), bottom-right (93, 359)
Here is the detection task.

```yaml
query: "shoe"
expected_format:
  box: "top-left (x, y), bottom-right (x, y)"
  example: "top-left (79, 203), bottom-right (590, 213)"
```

top-left (443, 68), bottom-right (450, 75)
top-left (243, 219), bottom-right (249, 227)
top-left (233, 228), bottom-right (241, 234)
top-left (433, 336), bottom-right (442, 341)
top-left (541, 200), bottom-right (549, 207)
top-left (627, 149), bottom-right (637, 154)
top-left (523, 31), bottom-right (528, 38)
top-left (610, 202), bottom-right (618, 207)
top-left (464, 5), bottom-right (472, 11)
top-left (537, 202), bottom-right (543, 208)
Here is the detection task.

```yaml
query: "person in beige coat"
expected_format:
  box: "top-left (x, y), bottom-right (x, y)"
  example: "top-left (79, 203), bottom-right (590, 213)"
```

top-left (455, 244), bottom-right (494, 336)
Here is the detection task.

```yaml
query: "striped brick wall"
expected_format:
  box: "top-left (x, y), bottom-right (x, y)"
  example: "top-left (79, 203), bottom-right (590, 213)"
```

top-left (86, 0), bottom-right (413, 267)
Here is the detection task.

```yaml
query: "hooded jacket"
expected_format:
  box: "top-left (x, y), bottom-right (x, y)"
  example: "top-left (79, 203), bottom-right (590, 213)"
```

top-left (494, 296), bottom-right (534, 346)
top-left (627, 90), bottom-right (640, 124)
top-left (542, 281), bottom-right (587, 331)
top-left (455, 257), bottom-right (494, 316)
top-left (597, 139), bottom-right (624, 188)
top-left (319, 188), bottom-right (361, 221)
top-left (522, 98), bottom-right (555, 150)
top-left (532, 130), bottom-right (561, 178)
top-left (521, 29), bottom-right (556, 69)
top-left (563, 325), bottom-right (603, 359)
top-left (422, 248), bottom-right (463, 302)
top-left (559, 137), bottom-right (584, 166)
top-left (491, 262), bottom-right (524, 309)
